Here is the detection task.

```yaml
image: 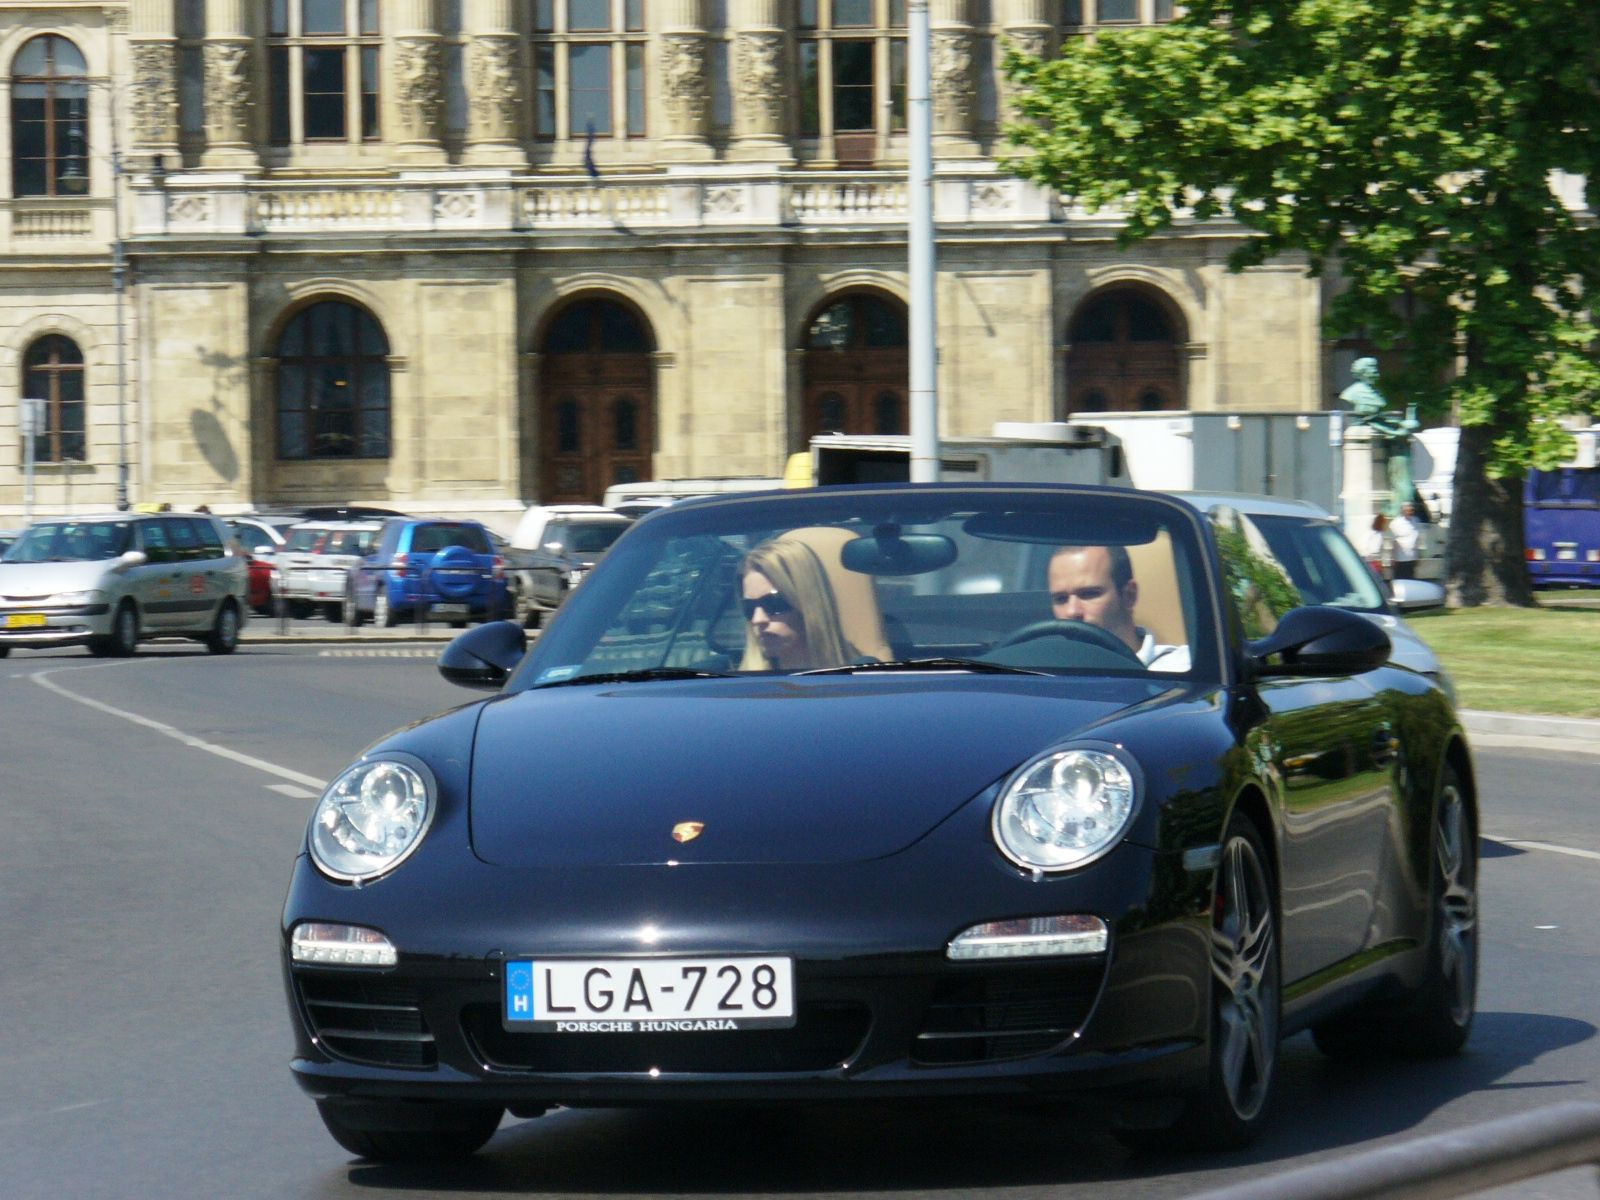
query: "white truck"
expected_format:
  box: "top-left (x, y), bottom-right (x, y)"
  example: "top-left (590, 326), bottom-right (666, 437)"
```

top-left (808, 422), bottom-right (1133, 488)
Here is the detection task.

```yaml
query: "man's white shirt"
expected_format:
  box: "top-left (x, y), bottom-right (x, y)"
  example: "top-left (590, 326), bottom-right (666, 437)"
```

top-left (1136, 628), bottom-right (1191, 673)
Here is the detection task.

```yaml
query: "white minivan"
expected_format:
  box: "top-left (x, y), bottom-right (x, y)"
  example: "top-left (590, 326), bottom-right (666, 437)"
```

top-left (0, 512), bottom-right (249, 657)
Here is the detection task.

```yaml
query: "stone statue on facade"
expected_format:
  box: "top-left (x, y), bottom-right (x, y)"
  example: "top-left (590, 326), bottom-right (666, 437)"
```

top-left (1341, 356), bottom-right (1421, 515)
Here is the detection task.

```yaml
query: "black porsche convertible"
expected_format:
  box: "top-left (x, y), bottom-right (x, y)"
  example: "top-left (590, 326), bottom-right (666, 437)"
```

top-left (281, 483), bottom-right (1477, 1160)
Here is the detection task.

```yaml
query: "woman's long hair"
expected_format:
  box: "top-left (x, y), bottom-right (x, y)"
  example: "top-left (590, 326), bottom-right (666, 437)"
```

top-left (739, 536), bottom-right (860, 670)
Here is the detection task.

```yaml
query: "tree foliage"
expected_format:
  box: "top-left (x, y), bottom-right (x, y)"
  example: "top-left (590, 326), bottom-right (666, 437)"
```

top-left (1002, 0), bottom-right (1600, 604)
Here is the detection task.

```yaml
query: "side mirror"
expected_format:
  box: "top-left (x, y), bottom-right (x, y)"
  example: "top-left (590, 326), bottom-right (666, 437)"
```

top-left (1248, 605), bottom-right (1391, 677)
top-left (438, 620), bottom-right (527, 690)
top-left (115, 550), bottom-right (148, 570)
top-left (1390, 578), bottom-right (1446, 612)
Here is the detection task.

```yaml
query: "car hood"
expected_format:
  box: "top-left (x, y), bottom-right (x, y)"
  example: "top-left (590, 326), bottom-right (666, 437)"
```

top-left (469, 675), bottom-right (1169, 867)
top-left (0, 560), bottom-right (114, 595)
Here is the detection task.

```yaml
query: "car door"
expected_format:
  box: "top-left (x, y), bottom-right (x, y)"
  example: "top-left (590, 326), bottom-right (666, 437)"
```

top-left (1210, 506), bottom-right (1400, 984)
top-left (128, 518), bottom-right (182, 630)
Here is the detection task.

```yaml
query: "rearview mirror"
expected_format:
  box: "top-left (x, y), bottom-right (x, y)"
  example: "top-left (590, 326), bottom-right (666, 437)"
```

top-left (841, 533), bottom-right (957, 575)
top-left (1248, 605), bottom-right (1390, 677)
top-left (439, 620), bottom-right (527, 690)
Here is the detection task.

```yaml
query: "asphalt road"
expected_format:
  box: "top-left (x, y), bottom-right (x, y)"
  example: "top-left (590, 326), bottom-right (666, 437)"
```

top-left (2, 641), bottom-right (1598, 1200)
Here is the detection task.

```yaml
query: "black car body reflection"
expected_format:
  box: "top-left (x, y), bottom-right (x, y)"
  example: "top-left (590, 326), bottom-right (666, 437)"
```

top-left (281, 484), bottom-right (1477, 1161)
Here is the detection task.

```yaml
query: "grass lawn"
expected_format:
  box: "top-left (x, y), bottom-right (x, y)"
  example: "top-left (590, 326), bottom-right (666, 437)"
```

top-left (1407, 602), bottom-right (1600, 717)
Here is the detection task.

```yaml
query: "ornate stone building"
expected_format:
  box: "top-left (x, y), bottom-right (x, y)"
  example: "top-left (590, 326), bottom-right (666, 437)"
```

top-left (0, 0), bottom-right (1349, 526)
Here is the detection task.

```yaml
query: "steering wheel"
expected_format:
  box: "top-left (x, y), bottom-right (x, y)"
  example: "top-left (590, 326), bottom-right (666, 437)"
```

top-left (994, 619), bottom-right (1146, 665)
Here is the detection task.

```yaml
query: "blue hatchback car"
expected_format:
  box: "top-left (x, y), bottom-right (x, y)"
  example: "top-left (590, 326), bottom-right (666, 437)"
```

top-left (345, 518), bottom-right (508, 628)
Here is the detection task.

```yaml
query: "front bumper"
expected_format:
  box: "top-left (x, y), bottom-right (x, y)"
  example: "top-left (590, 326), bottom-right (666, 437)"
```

top-left (282, 845), bottom-right (1214, 1117)
top-left (0, 602), bottom-right (112, 647)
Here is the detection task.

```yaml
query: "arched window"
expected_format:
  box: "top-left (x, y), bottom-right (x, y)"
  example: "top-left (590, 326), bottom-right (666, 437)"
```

top-left (22, 335), bottom-right (86, 463)
top-left (275, 301), bottom-right (391, 459)
top-left (1066, 287), bottom-right (1185, 412)
top-left (11, 35), bottom-right (89, 197)
top-left (801, 291), bottom-right (909, 441)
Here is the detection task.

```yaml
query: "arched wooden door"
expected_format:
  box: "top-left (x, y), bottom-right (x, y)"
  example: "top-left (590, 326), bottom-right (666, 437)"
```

top-left (1066, 287), bottom-right (1185, 412)
top-left (538, 298), bottom-right (655, 504)
top-left (801, 292), bottom-right (909, 442)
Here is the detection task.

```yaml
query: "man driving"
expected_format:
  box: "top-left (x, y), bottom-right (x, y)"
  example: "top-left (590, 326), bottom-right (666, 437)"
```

top-left (1048, 544), bottom-right (1190, 672)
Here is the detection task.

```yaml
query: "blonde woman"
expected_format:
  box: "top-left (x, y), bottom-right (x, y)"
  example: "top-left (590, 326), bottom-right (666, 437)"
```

top-left (739, 535), bottom-right (864, 670)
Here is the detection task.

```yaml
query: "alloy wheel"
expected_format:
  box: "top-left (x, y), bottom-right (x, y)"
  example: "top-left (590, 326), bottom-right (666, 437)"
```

top-left (1210, 832), bottom-right (1279, 1122)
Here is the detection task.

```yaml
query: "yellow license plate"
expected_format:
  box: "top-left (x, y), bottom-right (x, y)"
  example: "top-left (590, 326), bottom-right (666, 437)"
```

top-left (3, 612), bottom-right (47, 629)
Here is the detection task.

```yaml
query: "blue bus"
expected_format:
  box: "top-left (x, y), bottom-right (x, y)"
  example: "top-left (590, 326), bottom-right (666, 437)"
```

top-left (1525, 434), bottom-right (1600, 587)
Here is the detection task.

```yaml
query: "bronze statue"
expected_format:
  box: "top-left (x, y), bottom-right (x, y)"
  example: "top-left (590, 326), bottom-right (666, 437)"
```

top-left (1341, 357), bottom-right (1420, 516)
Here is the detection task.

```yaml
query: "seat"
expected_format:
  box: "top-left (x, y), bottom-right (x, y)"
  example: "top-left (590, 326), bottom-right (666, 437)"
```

top-left (781, 526), bottom-right (893, 663)
top-left (1126, 532), bottom-right (1186, 648)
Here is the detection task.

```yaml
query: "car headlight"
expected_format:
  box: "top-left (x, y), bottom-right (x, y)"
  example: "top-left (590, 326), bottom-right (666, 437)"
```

top-left (992, 746), bottom-right (1140, 872)
top-left (308, 755), bottom-right (436, 883)
top-left (51, 588), bottom-right (103, 605)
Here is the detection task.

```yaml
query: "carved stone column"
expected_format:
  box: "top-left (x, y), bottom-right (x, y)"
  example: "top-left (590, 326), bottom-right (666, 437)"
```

top-left (202, 0), bottom-right (260, 171)
top-left (128, 0), bottom-right (179, 161)
top-left (463, 0), bottom-right (527, 167)
top-left (728, 0), bottom-right (792, 163)
top-left (389, 0), bottom-right (448, 166)
top-left (658, 0), bottom-right (713, 161)
top-left (931, 0), bottom-right (980, 158)
top-left (997, 0), bottom-right (1053, 127)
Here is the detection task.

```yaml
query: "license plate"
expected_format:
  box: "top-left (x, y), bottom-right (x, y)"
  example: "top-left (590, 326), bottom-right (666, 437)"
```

top-left (430, 603), bottom-right (469, 617)
top-left (1558, 549), bottom-right (1578, 561)
top-left (3, 613), bottom-right (47, 629)
top-left (504, 956), bottom-right (795, 1032)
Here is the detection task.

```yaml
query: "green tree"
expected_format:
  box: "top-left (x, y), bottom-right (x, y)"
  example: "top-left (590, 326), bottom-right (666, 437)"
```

top-left (1003, 0), bottom-right (1600, 606)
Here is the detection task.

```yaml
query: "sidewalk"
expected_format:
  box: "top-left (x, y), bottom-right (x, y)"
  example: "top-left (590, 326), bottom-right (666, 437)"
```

top-left (239, 619), bottom-right (1600, 755)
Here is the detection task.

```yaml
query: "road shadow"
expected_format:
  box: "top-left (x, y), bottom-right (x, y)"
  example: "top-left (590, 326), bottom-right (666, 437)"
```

top-left (340, 1012), bottom-right (1595, 1195)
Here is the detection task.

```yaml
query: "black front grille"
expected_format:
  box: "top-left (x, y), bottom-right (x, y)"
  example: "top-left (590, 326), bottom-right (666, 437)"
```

top-left (913, 963), bottom-right (1105, 1066)
top-left (463, 1001), bottom-right (871, 1073)
top-left (297, 975), bottom-right (436, 1068)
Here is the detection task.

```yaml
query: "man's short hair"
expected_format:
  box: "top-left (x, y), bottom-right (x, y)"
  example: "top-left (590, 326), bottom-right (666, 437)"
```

top-left (1051, 544), bottom-right (1133, 591)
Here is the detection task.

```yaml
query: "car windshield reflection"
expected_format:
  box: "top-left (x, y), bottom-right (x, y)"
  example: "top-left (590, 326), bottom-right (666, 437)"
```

top-left (515, 489), bottom-right (1215, 689)
top-left (4, 520), bottom-right (133, 563)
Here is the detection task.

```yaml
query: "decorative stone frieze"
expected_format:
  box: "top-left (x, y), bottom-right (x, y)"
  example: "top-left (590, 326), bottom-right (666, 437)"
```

top-left (661, 34), bottom-right (709, 137)
top-left (733, 32), bottom-right (785, 136)
top-left (203, 40), bottom-right (252, 146)
top-left (467, 35), bottom-right (521, 143)
top-left (394, 38), bottom-right (445, 144)
top-left (931, 30), bottom-right (976, 134)
top-left (129, 41), bottom-right (178, 147)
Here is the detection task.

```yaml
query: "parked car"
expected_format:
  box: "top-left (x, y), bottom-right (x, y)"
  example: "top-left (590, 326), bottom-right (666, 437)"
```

top-left (282, 483), bottom-right (1476, 1161)
top-left (344, 517), bottom-right (508, 628)
top-left (277, 520), bottom-right (384, 622)
top-left (1166, 492), bottom-right (1455, 701)
top-left (0, 529), bottom-right (21, 556)
top-left (226, 513), bottom-right (303, 615)
top-left (504, 504), bottom-right (633, 627)
top-left (0, 511), bottom-right (248, 657)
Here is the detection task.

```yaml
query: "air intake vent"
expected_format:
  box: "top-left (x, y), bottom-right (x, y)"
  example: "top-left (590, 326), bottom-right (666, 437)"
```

top-left (297, 975), bottom-right (436, 1068)
top-left (913, 965), bottom-right (1103, 1066)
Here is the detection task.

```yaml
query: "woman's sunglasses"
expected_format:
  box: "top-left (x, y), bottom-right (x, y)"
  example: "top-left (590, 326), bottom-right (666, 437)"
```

top-left (741, 591), bottom-right (795, 620)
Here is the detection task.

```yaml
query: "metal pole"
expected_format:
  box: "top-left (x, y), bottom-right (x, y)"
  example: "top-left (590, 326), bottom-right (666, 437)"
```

top-left (109, 83), bottom-right (130, 512)
top-left (907, 0), bottom-right (939, 483)
top-left (21, 397), bottom-right (42, 525)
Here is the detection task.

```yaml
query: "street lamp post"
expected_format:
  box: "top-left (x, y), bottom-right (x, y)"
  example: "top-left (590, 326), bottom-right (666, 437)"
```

top-left (907, 0), bottom-right (939, 484)
top-left (107, 84), bottom-right (130, 512)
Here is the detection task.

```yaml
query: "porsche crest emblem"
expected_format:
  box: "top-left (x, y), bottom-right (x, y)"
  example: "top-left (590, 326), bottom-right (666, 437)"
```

top-left (672, 821), bottom-right (705, 843)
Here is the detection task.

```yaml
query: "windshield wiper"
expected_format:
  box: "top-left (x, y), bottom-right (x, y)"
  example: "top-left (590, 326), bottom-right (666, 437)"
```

top-left (797, 657), bottom-right (1049, 677)
top-left (534, 667), bottom-right (732, 688)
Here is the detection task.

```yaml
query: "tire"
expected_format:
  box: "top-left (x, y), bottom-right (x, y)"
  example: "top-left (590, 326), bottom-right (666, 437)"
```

top-left (1313, 762), bottom-right (1477, 1059)
top-left (322, 602), bottom-right (343, 623)
top-left (288, 600), bottom-right (313, 620)
top-left (315, 1100), bottom-right (502, 1162)
top-left (374, 588), bottom-right (398, 628)
top-left (1171, 813), bottom-right (1281, 1150)
top-left (0, 645), bottom-right (10, 658)
top-left (94, 603), bottom-right (140, 657)
top-left (343, 584), bottom-right (366, 628)
top-left (205, 602), bottom-right (240, 655)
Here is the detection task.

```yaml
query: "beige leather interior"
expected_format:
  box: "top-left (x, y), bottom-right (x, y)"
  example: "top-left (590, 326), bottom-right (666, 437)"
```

top-left (1126, 532), bottom-right (1186, 649)
top-left (783, 526), bottom-right (893, 662)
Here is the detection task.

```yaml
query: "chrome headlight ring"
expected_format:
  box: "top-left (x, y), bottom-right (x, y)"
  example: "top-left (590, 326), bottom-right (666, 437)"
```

top-left (992, 742), bottom-right (1143, 873)
top-left (308, 752), bottom-right (437, 884)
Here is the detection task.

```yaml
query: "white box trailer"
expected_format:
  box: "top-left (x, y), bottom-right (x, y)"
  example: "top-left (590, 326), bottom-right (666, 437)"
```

top-left (809, 423), bottom-right (1133, 488)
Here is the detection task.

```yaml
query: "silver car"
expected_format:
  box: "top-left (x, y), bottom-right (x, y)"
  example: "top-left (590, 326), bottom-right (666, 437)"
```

top-left (1167, 491), bottom-right (1454, 700)
top-left (276, 520), bottom-right (382, 621)
top-left (0, 512), bottom-right (249, 657)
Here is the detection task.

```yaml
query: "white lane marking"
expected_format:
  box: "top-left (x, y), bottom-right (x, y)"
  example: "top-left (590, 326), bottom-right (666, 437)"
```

top-left (30, 668), bottom-right (325, 791)
top-left (1489, 837), bottom-right (1600, 863)
top-left (268, 782), bottom-right (319, 799)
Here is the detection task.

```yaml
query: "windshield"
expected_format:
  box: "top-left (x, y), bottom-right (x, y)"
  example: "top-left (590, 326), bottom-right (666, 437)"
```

top-left (4, 521), bottom-right (133, 563)
top-left (1245, 514), bottom-right (1387, 611)
top-left (513, 488), bottom-right (1216, 689)
top-left (558, 520), bottom-right (629, 554)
